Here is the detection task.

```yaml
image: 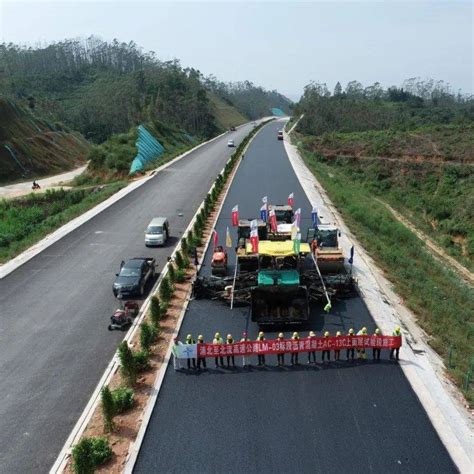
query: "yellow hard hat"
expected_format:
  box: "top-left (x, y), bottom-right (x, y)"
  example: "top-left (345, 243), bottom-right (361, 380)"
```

top-left (348, 328), bottom-right (354, 335)
top-left (324, 331), bottom-right (330, 337)
top-left (362, 327), bottom-right (367, 334)
top-left (258, 331), bottom-right (264, 337)
top-left (375, 328), bottom-right (381, 335)
top-left (278, 332), bottom-right (284, 338)
top-left (215, 332), bottom-right (220, 338)
top-left (395, 326), bottom-right (401, 332)
top-left (227, 334), bottom-right (232, 339)
top-left (293, 332), bottom-right (299, 338)
top-left (336, 331), bottom-right (341, 336)
top-left (186, 334), bottom-right (192, 339)
top-left (198, 335), bottom-right (204, 341)
top-left (309, 331), bottom-right (316, 337)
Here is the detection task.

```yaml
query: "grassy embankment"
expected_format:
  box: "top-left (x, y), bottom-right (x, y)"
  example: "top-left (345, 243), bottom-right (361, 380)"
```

top-left (296, 128), bottom-right (473, 404)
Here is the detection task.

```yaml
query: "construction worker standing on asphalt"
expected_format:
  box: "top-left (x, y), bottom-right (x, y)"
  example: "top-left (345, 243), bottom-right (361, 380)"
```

top-left (213, 332), bottom-right (224, 368)
top-left (334, 331), bottom-right (341, 361)
top-left (277, 333), bottom-right (285, 366)
top-left (346, 328), bottom-right (355, 361)
top-left (226, 334), bottom-right (235, 367)
top-left (197, 335), bottom-right (206, 370)
top-left (172, 337), bottom-right (183, 371)
top-left (257, 331), bottom-right (266, 366)
top-left (322, 331), bottom-right (330, 362)
top-left (357, 327), bottom-right (368, 359)
top-left (372, 328), bottom-right (382, 361)
top-left (291, 332), bottom-right (300, 365)
top-left (240, 331), bottom-right (250, 368)
top-left (185, 334), bottom-right (196, 369)
top-left (307, 331), bottom-right (316, 364)
top-left (390, 326), bottom-right (402, 361)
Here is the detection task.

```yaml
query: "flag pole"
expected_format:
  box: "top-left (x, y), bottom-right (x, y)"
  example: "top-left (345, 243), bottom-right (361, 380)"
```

top-left (311, 252), bottom-right (331, 310)
top-left (230, 253), bottom-right (239, 310)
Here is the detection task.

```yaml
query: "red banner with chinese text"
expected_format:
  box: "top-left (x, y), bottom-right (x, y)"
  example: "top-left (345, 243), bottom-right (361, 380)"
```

top-left (197, 336), bottom-right (401, 358)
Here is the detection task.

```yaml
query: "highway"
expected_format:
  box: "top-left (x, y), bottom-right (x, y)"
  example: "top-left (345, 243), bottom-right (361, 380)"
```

top-left (0, 124), bottom-right (255, 472)
top-left (134, 121), bottom-right (456, 473)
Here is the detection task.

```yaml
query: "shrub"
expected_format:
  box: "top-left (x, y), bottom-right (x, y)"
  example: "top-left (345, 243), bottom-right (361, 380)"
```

top-left (133, 350), bottom-right (150, 372)
top-left (175, 269), bottom-right (185, 283)
top-left (175, 251), bottom-right (185, 269)
top-left (118, 341), bottom-right (137, 386)
top-left (101, 386), bottom-right (115, 433)
top-left (112, 387), bottom-right (134, 414)
top-left (167, 263), bottom-right (176, 283)
top-left (72, 437), bottom-right (112, 474)
top-left (180, 236), bottom-right (189, 256)
top-left (140, 322), bottom-right (155, 352)
top-left (159, 276), bottom-right (173, 302)
top-left (149, 296), bottom-right (161, 327)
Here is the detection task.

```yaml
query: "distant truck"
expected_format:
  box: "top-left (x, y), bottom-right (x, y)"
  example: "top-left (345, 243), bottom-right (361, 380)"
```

top-left (277, 130), bottom-right (283, 140)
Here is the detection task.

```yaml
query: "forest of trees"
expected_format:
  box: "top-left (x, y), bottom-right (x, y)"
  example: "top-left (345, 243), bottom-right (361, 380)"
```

top-left (0, 37), bottom-right (291, 143)
top-left (294, 78), bottom-right (473, 136)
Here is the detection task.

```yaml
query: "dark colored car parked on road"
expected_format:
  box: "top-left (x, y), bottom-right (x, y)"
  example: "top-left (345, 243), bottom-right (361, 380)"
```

top-left (113, 257), bottom-right (156, 297)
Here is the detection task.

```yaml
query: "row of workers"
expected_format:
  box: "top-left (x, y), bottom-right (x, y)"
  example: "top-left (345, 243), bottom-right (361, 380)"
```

top-left (173, 326), bottom-right (402, 370)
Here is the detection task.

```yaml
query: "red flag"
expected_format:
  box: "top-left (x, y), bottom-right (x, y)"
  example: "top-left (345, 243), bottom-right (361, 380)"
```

top-left (231, 205), bottom-right (239, 227)
top-left (250, 229), bottom-right (259, 253)
top-left (269, 209), bottom-right (278, 232)
top-left (288, 192), bottom-right (294, 207)
top-left (212, 229), bottom-right (218, 247)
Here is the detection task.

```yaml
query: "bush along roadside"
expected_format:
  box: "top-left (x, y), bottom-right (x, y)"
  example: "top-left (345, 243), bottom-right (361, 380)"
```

top-left (66, 119), bottom-right (273, 473)
top-left (299, 148), bottom-right (474, 405)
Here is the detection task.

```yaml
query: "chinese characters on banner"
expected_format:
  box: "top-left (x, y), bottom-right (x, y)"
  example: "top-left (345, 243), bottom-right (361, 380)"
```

top-left (184, 336), bottom-right (402, 359)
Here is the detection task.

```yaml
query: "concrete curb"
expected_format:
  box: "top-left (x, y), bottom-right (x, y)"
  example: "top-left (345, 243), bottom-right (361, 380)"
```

top-left (123, 120), bottom-right (271, 473)
top-left (283, 128), bottom-right (473, 473)
top-left (0, 124), bottom-right (248, 280)
top-left (50, 120), bottom-right (271, 473)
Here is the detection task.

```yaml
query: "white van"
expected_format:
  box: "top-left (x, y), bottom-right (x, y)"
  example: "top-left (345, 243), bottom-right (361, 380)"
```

top-left (145, 217), bottom-right (169, 246)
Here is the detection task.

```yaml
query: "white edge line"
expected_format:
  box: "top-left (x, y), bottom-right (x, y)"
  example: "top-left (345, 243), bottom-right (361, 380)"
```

top-left (49, 119), bottom-right (271, 474)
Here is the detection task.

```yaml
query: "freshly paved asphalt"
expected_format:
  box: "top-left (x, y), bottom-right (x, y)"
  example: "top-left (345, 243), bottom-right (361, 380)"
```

top-left (0, 124), bottom-right (255, 472)
top-left (134, 122), bottom-right (456, 473)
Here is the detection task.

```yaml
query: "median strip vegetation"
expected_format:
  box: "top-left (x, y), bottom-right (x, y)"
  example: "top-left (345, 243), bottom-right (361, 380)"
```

top-left (66, 121), bottom-right (271, 473)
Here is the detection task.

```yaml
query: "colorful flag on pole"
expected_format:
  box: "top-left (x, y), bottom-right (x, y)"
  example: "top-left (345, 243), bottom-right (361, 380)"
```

top-left (212, 229), bottom-right (218, 247)
top-left (288, 192), bottom-right (294, 207)
top-left (262, 196), bottom-right (268, 204)
top-left (293, 233), bottom-right (301, 254)
top-left (269, 209), bottom-right (277, 232)
top-left (293, 208), bottom-right (301, 228)
top-left (349, 245), bottom-right (354, 265)
top-left (250, 219), bottom-right (258, 232)
top-left (231, 205), bottom-right (239, 227)
top-left (311, 206), bottom-right (318, 227)
top-left (260, 204), bottom-right (267, 222)
top-left (226, 226), bottom-right (233, 248)
top-left (250, 228), bottom-right (259, 253)
top-left (291, 223), bottom-right (299, 240)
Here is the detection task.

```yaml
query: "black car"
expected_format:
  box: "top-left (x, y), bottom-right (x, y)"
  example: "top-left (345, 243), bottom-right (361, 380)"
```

top-left (113, 257), bottom-right (156, 297)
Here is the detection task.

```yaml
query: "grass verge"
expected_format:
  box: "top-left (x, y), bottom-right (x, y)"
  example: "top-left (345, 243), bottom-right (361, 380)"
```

top-left (300, 148), bottom-right (473, 405)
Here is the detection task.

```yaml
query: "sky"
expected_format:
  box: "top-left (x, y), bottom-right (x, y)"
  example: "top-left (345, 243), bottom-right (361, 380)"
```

top-left (0, 0), bottom-right (472, 100)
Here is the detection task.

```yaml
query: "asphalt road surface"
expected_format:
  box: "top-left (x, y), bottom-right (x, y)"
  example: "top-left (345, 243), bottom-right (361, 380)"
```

top-left (0, 124), bottom-right (255, 472)
top-left (134, 121), bottom-right (456, 474)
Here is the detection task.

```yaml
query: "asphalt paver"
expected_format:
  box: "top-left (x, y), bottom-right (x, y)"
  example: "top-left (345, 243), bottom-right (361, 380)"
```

top-left (0, 125), bottom-right (254, 472)
top-left (134, 121), bottom-right (456, 474)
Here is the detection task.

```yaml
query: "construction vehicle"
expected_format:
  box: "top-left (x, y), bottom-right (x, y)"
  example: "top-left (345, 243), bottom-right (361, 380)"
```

top-left (267, 204), bottom-right (294, 241)
top-left (235, 219), bottom-right (267, 271)
top-left (306, 224), bottom-right (345, 273)
top-left (211, 245), bottom-right (228, 276)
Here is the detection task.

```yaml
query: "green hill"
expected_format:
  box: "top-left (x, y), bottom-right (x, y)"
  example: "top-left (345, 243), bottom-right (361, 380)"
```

top-left (0, 97), bottom-right (90, 184)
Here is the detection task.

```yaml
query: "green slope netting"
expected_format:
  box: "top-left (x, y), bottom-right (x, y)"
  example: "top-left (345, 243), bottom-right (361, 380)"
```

top-left (130, 125), bottom-right (165, 174)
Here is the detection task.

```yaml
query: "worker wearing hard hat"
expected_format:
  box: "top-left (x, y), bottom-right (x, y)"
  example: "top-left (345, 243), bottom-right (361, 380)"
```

top-left (334, 331), bottom-right (342, 361)
top-left (226, 334), bottom-right (235, 367)
top-left (291, 332), bottom-right (300, 365)
top-left (307, 331), bottom-right (317, 364)
top-left (185, 334), bottom-right (196, 369)
top-left (346, 328), bottom-right (355, 361)
top-left (213, 332), bottom-right (224, 368)
top-left (197, 334), bottom-right (207, 370)
top-left (257, 331), bottom-right (266, 366)
top-left (322, 331), bottom-right (330, 362)
top-left (240, 331), bottom-right (250, 368)
top-left (372, 328), bottom-right (382, 361)
top-left (390, 326), bottom-right (402, 361)
top-left (172, 337), bottom-right (183, 371)
top-left (356, 327), bottom-right (368, 360)
top-left (277, 333), bottom-right (285, 366)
